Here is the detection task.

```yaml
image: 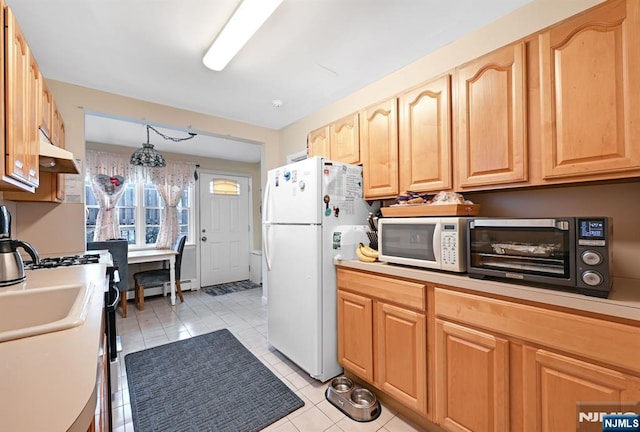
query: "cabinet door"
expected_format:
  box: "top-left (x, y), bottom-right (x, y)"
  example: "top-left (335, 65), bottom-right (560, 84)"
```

top-left (361, 97), bottom-right (399, 198)
top-left (375, 301), bottom-right (427, 415)
top-left (435, 319), bottom-right (509, 432)
top-left (26, 53), bottom-right (41, 187)
top-left (539, 0), bottom-right (640, 180)
top-left (5, 8), bottom-right (37, 188)
top-left (307, 126), bottom-right (330, 158)
top-left (337, 290), bottom-right (373, 381)
top-left (330, 113), bottom-right (360, 164)
top-left (51, 103), bottom-right (65, 147)
top-left (455, 42), bottom-right (527, 189)
top-left (40, 81), bottom-right (53, 140)
top-left (399, 75), bottom-right (452, 193)
top-left (523, 347), bottom-right (640, 432)
top-left (54, 173), bottom-right (65, 202)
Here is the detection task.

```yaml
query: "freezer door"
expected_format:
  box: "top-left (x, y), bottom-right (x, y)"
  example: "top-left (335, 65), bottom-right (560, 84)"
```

top-left (266, 224), bottom-right (322, 377)
top-left (265, 157), bottom-right (322, 224)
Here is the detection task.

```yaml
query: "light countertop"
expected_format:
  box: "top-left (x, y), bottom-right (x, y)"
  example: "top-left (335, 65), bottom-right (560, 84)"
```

top-left (336, 259), bottom-right (640, 322)
top-left (0, 264), bottom-right (108, 432)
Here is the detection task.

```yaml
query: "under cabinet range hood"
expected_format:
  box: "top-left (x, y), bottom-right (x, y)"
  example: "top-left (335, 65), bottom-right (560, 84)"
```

top-left (38, 132), bottom-right (80, 174)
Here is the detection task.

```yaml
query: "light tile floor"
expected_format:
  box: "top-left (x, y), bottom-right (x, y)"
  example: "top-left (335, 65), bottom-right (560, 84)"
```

top-left (112, 288), bottom-right (427, 432)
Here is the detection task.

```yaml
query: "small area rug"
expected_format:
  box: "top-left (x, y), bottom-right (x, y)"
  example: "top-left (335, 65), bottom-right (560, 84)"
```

top-left (201, 279), bottom-right (261, 297)
top-left (125, 329), bottom-right (304, 432)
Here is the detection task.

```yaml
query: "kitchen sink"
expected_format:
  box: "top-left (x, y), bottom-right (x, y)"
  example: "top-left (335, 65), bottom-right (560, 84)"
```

top-left (0, 284), bottom-right (93, 343)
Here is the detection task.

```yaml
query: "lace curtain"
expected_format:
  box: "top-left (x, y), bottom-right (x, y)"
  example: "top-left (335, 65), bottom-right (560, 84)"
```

top-left (86, 150), bottom-right (195, 248)
top-left (86, 151), bottom-right (132, 241)
top-left (149, 161), bottom-right (195, 249)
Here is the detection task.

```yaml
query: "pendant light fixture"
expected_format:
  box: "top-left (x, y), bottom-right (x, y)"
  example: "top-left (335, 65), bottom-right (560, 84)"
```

top-left (130, 125), bottom-right (196, 168)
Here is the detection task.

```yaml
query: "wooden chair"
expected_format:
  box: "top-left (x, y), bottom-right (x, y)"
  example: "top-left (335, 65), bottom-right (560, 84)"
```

top-left (133, 235), bottom-right (186, 311)
top-left (86, 239), bottom-right (131, 317)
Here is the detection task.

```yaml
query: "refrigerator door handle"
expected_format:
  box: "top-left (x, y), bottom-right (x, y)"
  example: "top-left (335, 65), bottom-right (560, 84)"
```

top-left (262, 179), bottom-right (273, 270)
top-left (263, 222), bottom-right (272, 271)
top-left (262, 177), bottom-right (272, 225)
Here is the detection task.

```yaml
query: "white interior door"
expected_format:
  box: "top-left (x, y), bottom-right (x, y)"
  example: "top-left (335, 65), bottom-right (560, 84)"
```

top-left (200, 173), bottom-right (250, 286)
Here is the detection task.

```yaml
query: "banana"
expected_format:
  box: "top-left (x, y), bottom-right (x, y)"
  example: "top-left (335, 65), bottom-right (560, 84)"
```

top-left (358, 242), bottom-right (379, 259)
top-left (356, 243), bottom-right (378, 262)
top-left (356, 245), bottom-right (376, 262)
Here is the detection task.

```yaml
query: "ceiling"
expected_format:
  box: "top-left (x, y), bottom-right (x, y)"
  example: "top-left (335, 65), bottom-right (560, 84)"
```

top-left (6, 0), bottom-right (532, 163)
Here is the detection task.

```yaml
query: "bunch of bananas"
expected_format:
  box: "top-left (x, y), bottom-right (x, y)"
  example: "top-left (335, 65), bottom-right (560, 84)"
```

top-left (356, 242), bottom-right (379, 262)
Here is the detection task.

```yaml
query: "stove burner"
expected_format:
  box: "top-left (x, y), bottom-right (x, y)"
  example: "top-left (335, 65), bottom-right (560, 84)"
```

top-left (25, 253), bottom-right (101, 270)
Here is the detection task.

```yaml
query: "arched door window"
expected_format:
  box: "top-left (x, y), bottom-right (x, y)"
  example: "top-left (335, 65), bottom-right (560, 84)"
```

top-left (210, 178), bottom-right (240, 195)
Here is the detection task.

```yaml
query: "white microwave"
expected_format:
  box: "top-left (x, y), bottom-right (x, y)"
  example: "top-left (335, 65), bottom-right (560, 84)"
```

top-left (378, 217), bottom-right (470, 272)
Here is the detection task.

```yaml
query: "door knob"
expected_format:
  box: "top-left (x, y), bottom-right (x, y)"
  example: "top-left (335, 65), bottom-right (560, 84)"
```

top-left (201, 236), bottom-right (208, 242)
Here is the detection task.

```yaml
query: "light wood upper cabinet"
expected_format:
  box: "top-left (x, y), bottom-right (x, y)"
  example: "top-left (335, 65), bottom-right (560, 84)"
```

top-left (2, 2), bottom-right (68, 200)
top-left (51, 101), bottom-right (65, 148)
top-left (40, 80), bottom-right (53, 140)
top-left (539, 0), bottom-right (640, 180)
top-left (399, 75), bottom-right (452, 193)
top-left (360, 97), bottom-right (399, 199)
top-left (522, 347), bottom-right (640, 432)
top-left (455, 42), bottom-right (527, 189)
top-left (26, 52), bottom-right (41, 187)
top-left (308, 114), bottom-right (360, 163)
top-left (435, 319), bottom-right (509, 432)
top-left (330, 113), bottom-right (360, 164)
top-left (3, 6), bottom-right (40, 190)
top-left (307, 125), bottom-right (330, 158)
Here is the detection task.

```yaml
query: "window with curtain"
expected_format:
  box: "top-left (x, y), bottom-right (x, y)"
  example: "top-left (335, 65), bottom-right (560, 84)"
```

top-left (85, 181), bottom-right (192, 247)
top-left (85, 150), bottom-right (195, 248)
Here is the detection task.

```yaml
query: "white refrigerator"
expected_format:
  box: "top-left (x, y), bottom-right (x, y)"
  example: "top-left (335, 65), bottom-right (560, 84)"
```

top-left (262, 157), bottom-right (373, 382)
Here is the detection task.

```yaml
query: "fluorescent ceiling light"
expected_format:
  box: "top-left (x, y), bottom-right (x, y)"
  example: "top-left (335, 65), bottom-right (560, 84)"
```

top-left (203, 0), bottom-right (284, 71)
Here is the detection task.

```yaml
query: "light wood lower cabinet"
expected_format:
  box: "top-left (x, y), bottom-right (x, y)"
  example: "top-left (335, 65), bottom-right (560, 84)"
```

top-left (89, 333), bottom-right (110, 432)
top-left (434, 286), bottom-right (640, 432)
top-left (522, 347), bottom-right (640, 432)
top-left (337, 290), bottom-right (373, 381)
top-left (337, 266), bottom-right (640, 430)
top-left (336, 268), bottom-right (428, 417)
top-left (376, 301), bottom-right (427, 414)
top-left (435, 319), bottom-right (509, 432)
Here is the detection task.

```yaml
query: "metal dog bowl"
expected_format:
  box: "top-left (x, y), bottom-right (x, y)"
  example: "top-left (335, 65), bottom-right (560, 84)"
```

top-left (331, 376), bottom-right (354, 393)
top-left (325, 377), bottom-right (381, 422)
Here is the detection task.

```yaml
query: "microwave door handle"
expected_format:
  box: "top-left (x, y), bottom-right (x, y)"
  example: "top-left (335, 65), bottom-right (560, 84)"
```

top-left (433, 223), bottom-right (442, 264)
top-left (471, 218), bottom-right (568, 229)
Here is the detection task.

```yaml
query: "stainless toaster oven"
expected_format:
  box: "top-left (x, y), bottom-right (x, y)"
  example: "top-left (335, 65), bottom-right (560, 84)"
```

top-left (467, 217), bottom-right (612, 298)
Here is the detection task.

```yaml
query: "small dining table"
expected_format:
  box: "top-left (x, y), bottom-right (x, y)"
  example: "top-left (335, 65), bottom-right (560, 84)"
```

top-left (128, 249), bottom-right (179, 305)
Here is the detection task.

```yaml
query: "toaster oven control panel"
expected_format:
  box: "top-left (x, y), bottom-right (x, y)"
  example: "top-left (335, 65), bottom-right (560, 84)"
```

top-left (576, 217), bottom-right (611, 294)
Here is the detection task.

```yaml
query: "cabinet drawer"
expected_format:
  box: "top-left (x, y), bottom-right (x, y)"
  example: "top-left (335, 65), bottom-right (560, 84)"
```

top-left (337, 268), bottom-right (426, 311)
top-left (434, 287), bottom-right (640, 374)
